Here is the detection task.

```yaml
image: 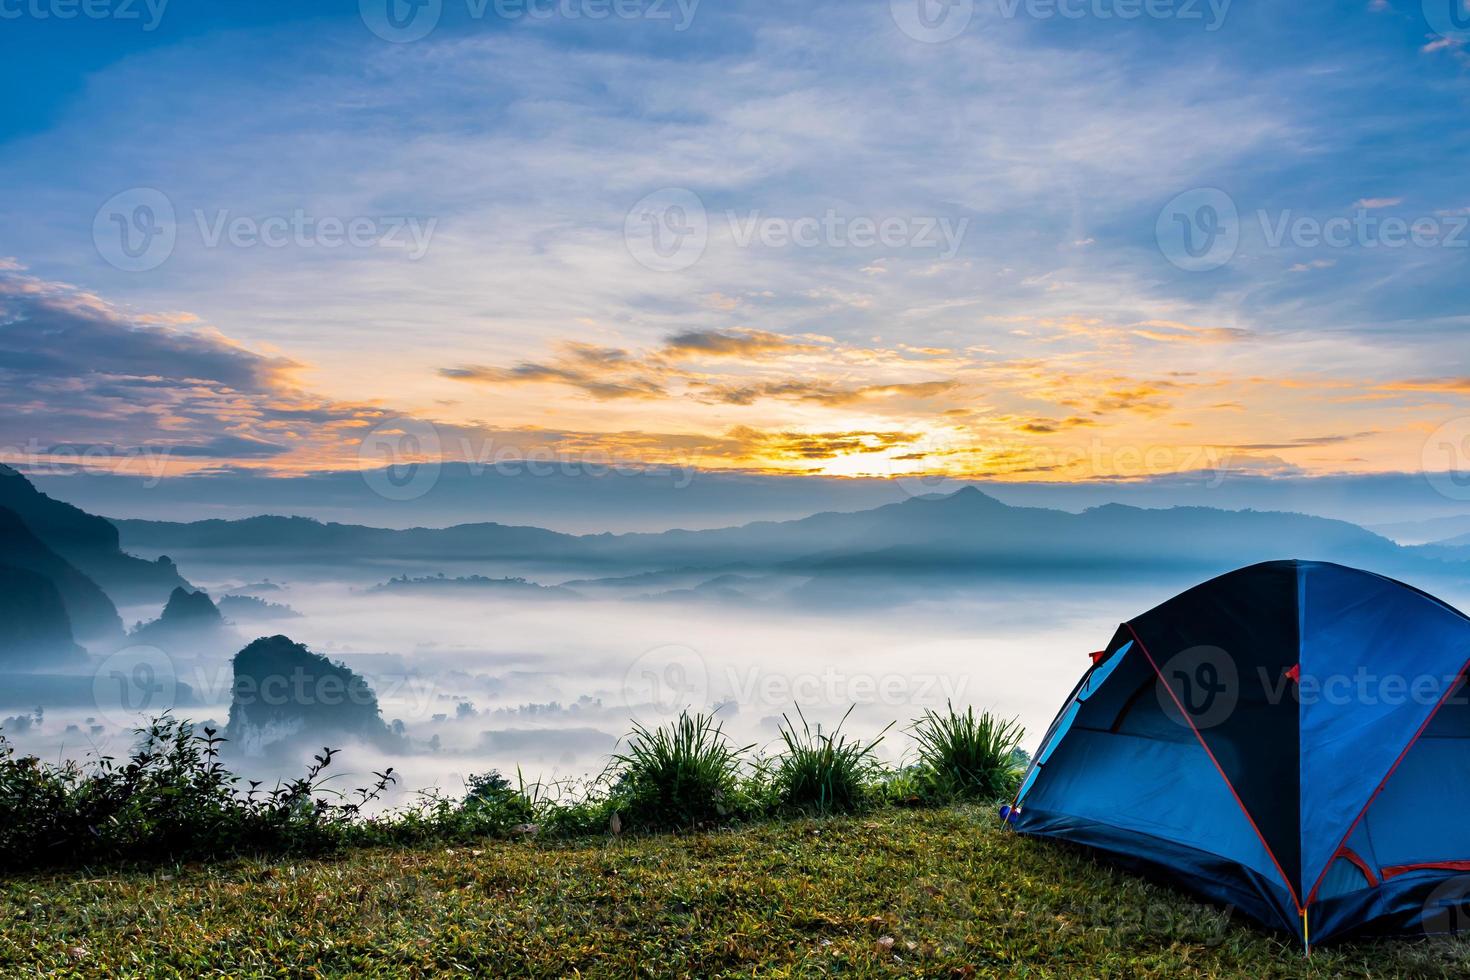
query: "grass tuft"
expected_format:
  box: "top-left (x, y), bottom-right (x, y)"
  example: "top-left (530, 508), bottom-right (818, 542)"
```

top-left (773, 705), bottom-right (890, 814)
top-left (607, 711), bottom-right (754, 831)
top-left (909, 702), bottom-right (1025, 802)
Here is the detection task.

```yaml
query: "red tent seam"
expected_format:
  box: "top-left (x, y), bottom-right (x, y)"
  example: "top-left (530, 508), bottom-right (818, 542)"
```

top-left (1302, 655), bottom-right (1470, 908)
top-left (1338, 848), bottom-right (1378, 887)
top-left (1125, 622), bottom-right (1304, 913)
top-left (1381, 860), bottom-right (1470, 880)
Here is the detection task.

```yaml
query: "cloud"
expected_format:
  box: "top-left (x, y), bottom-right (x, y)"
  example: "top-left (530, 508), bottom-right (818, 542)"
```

top-left (440, 329), bottom-right (962, 411)
top-left (0, 272), bottom-right (297, 392)
top-left (1380, 377), bottom-right (1470, 394)
top-left (694, 379), bottom-right (957, 407)
top-left (1288, 259), bottom-right (1337, 273)
top-left (1222, 432), bottom-right (1377, 451)
top-left (1353, 197), bottom-right (1404, 209)
top-left (440, 363), bottom-right (668, 401)
top-left (1130, 321), bottom-right (1253, 344)
top-left (0, 267), bottom-right (401, 471)
top-left (42, 435), bottom-right (292, 460)
top-left (1422, 37), bottom-right (1463, 54)
top-left (661, 329), bottom-right (819, 359)
top-left (1014, 416), bottom-right (1098, 434)
top-left (723, 425), bottom-right (918, 462)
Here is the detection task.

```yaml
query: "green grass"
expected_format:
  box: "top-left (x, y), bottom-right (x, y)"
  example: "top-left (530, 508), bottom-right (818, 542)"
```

top-left (4, 807), bottom-right (1469, 978)
top-left (910, 703), bottom-right (1027, 802)
top-left (608, 711), bottom-right (756, 831)
top-left (774, 705), bottom-right (890, 814)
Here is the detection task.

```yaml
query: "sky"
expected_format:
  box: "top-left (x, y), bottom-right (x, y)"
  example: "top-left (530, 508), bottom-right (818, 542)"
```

top-left (2, 0), bottom-right (1470, 497)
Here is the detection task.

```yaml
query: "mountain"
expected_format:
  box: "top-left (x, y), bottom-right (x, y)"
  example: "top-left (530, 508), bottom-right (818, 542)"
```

top-left (0, 466), bottom-right (190, 606)
top-left (114, 514), bottom-right (581, 562)
top-left (368, 573), bottom-right (579, 598)
top-left (225, 635), bottom-right (403, 758)
top-left (130, 587), bottom-right (235, 654)
top-left (1369, 514), bottom-right (1470, 546)
top-left (0, 505), bottom-right (122, 642)
top-left (1410, 537), bottom-right (1470, 564)
top-left (157, 587), bottom-right (224, 625)
top-left (0, 565), bottom-right (85, 667)
top-left (217, 594), bottom-right (300, 621)
top-left (112, 486), bottom-right (1464, 587)
top-left (783, 491), bottom-right (1410, 569)
top-left (584, 488), bottom-right (1420, 572)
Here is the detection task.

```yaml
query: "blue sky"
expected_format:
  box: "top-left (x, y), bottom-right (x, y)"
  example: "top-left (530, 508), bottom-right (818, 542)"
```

top-left (1, 0), bottom-right (1469, 500)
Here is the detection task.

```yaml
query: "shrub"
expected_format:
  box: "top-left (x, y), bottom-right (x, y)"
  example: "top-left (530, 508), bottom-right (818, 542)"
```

top-left (773, 706), bottom-right (889, 815)
top-left (909, 703), bottom-right (1025, 803)
top-left (0, 703), bottom-right (1030, 871)
top-left (0, 715), bottom-right (395, 871)
top-left (371, 769), bottom-right (544, 845)
top-left (607, 711), bottom-right (753, 831)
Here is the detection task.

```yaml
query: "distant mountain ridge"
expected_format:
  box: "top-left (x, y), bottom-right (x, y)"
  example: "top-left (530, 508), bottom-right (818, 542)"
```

top-left (368, 573), bottom-right (579, 598)
top-left (115, 514), bottom-right (579, 561)
top-left (1369, 514), bottom-right (1470, 547)
top-left (112, 486), bottom-right (1462, 585)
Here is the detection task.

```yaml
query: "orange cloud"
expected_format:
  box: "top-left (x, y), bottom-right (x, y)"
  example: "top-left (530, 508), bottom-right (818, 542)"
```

top-left (661, 328), bottom-right (820, 358)
top-left (1380, 378), bottom-right (1470, 394)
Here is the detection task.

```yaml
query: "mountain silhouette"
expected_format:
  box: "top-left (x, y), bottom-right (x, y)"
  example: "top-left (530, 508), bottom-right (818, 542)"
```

top-left (224, 635), bottom-right (402, 758)
top-left (0, 505), bottom-right (121, 642)
top-left (368, 573), bottom-right (580, 598)
top-left (155, 587), bottom-right (224, 626)
top-left (130, 587), bottom-right (235, 655)
top-left (0, 466), bottom-right (190, 606)
top-left (115, 485), bottom-right (1443, 582)
top-left (217, 594), bottom-right (300, 621)
top-left (115, 514), bottom-right (579, 561)
top-left (0, 564), bottom-right (86, 667)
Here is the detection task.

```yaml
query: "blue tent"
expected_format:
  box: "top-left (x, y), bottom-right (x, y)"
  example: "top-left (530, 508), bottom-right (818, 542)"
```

top-left (1004, 560), bottom-right (1470, 947)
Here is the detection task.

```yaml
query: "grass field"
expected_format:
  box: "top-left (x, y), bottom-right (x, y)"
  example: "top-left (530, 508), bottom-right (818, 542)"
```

top-left (3, 807), bottom-right (1467, 978)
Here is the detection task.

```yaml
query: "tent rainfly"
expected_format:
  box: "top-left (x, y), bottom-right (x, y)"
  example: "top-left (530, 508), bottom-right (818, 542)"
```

top-left (1003, 560), bottom-right (1470, 947)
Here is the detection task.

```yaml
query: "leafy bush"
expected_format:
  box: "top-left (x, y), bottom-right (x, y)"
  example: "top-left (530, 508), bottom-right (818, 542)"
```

top-left (370, 769), bottom-right (544, 845)
top-left (0, 715), bottom-right (394, 871)
top-left (909, 702), bottom-right (1025, 803)
top-left (0, 702), bottom-right (1029, 870)
top-left (773, 706), bottom-right (889, 814)
top-left (607, 711), bottom-right (753, 831)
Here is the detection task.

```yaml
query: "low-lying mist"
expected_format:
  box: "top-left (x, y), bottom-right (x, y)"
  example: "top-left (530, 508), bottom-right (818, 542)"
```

top-left (15, 558), bottom-right (1469, 816)
top-left (0, 574), bottom-right (1134, 813)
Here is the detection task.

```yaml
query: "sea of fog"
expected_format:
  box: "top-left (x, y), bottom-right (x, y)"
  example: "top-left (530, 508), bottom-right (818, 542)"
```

top-left (12, 561), bottom-right (1470, 816)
